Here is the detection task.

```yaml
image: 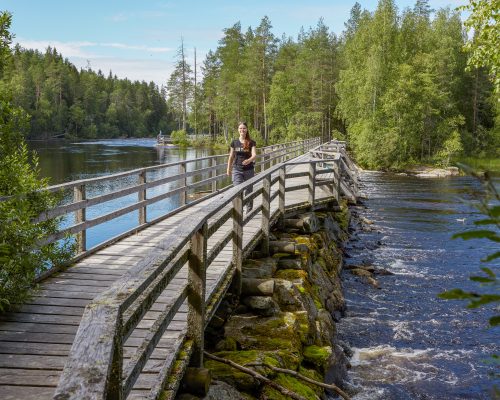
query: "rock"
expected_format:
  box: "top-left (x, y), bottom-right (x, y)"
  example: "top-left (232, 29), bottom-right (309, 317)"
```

top-left (360, 216), bottom-right (373, 225)
top-left (223, 312), bottom-right (303, 358)
top-left (215, 337), bottom-right (238, 352)
top-left (303, 345), bottom-right (333, 371)
top-left (242, 296), bottom-right (280, 316)
top-left (366, 277), bottom-right (380, 288)
top-left (349, 268), bottom-right (372, 277)
top-left (276, 258), bottom-right (303, 270)
top-left (202, 380), bottom-right (251, 400)
top-left (345, 264), bottom-right (375, 273)
top-left (315, 309), bottom-right (335, 346)
top-left (284, 212), bottom-right (320, 233)
top-left (242, 258), bottom-right (278, 279)
top-left (204, 350), bottom-right (281, 392)
top-left (373, 267), bottom-right (394, 276)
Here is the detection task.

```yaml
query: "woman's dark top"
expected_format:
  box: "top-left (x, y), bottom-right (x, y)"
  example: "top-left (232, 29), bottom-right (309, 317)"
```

top-left (231, 139), bottom-right (256, 171)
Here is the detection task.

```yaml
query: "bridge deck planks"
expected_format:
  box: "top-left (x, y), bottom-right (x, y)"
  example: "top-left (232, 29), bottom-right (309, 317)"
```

top-left (0, 158), bottom-right (342, 399)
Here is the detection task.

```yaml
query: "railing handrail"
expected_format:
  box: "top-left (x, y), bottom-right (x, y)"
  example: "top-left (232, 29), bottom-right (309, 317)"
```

top-left (11, 138), bottom-right (318, 277)
top-left (54, 139), bottom-right (358, 400)
top-left (0, 139), bottom-right (309, 200)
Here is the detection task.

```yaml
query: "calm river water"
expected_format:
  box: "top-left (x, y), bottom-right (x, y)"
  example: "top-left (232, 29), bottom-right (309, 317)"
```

top-left (28, 139), bottom-right (226, 249)
top-left (338, 171), bottom-right (499, 399)
top-left (29, 140), bottom-right (499, 398)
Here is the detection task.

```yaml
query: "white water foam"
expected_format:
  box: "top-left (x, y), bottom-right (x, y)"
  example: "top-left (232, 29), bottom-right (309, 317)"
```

top-left (389, 321), bottom-right (414, 340)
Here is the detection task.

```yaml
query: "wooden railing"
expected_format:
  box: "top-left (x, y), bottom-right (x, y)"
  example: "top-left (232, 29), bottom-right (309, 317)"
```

top-left (53, 140), bottom-right (358, 400)
top-left (0, 138), bottom-right (319, 279)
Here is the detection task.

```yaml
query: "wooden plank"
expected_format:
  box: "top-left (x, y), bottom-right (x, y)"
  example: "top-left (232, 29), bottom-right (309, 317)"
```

top-left (52, 272), bottom-right (119, 282)
top-left (35, 289), bottom-right (98, 300)
top-left (0, 341), bottom-right (71, 356)
top-left (0, 321), bottom-right (78, 334)
top-left (26, 296), bottom-right (89, 308)
top-left (41, 283), bottom-right (105, 293)
top-left (0, 331), bottom-right (76, 344)
top-left (0, 354), bottom-right (67, 370)
top-left (0, 368), bottom-right (61, 385)
top-left (0, 385), bottom-right (55, 400)
top-left (14, 304), bottom-right (85, 317)
top-left (0, 313), bottom-right (82, 325)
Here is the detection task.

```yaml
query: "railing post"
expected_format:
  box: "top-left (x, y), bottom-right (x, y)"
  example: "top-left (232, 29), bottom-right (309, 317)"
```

top-left (279, 166), bottom-right (286, 227)
top-left (138, 171), bottom-right (146, 225)
top-left (261, 174), bottom-right (271, 256)
top-left (333, 159), bottom-right (341, 203)
top-left (187, 222), bottom-right (207, 367)
top-left (211, 158), bottom-right (217, 192)
top-left (232, 192), bottom-right (244, 295)
top-left (180, 162), bottom-right (187, 206)
top-left (309, 162), bottom-right (316, 210)
top-left (107, 313), bottom-right (124, 400)
top-left (74, 184), bottom-right (86, 253)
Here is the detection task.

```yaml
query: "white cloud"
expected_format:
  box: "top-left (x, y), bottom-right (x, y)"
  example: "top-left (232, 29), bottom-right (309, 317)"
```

top-left (69, 56), bottom-right (173, 88)
top-left (16, 39), bottom-right (95, 58)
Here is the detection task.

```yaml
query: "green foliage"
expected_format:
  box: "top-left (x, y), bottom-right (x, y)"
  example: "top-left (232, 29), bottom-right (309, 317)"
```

top-left (170, 129), bottom-right (189, 146)
top-left (0, 40), bottom-right (173, 139)
top-left (0, 11), bottom-right (73, 311)
top-left (439, 164), bottom-right (499, 328)
top-left (459, 0), bottom-right (500, 93)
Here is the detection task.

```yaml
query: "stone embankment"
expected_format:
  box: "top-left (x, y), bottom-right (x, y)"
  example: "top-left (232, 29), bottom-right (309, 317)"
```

top-left (176, 203), bottom-right (353, 400)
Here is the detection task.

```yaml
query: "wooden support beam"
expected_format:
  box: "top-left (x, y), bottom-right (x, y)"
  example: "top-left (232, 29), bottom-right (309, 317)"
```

top-left (187, 222), bottom-right (207, 367)
top-left (261, 174), bottom-right (271, 256)
top-left (138, 170), bottom-right (146, 225)
top-left (180, 162), bottom-right (187, 206)
top-left (74, 184), bottom-right (86, 253)
top-left (232, 192), bottom-right (244, 296)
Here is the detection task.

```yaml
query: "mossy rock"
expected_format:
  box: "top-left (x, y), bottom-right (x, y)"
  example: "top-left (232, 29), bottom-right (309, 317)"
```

top-left (224, 312), bottom-right (303, 357)
top-left (261, 373), bottom-right (320, 400)
top-left (298, 366), bottom-right (325, 397)
top-left (332, 202), bottom-right (350, 233)
top-left (302, 345), bottom-right (332, 370)
top-left (274, 269), bottom-right (308, 281)
top-left (204, 350), bottom-right (281, 392)
top-left (242, 258), bottom-right (278, 279)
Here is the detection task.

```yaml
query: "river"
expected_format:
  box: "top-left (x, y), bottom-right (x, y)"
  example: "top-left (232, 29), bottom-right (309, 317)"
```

top-left (29, 140), bottom-right (499, 398)
top-left (28, 138), bottom-right (226, 249)
top-left (338, 171), bottom-right (499, 399)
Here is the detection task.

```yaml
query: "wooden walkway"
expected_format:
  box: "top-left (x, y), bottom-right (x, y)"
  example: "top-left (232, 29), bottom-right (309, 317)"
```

top-left (0, 143), bottom-right (358, 400)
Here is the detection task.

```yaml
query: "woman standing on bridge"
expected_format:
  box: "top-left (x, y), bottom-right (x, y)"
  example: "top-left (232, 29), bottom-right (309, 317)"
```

top-left (227, 121), bottom-right (257, 212)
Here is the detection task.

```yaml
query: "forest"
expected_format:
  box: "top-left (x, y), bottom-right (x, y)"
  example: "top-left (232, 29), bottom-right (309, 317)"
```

top-left (1, 0), bottom-right (498, 169)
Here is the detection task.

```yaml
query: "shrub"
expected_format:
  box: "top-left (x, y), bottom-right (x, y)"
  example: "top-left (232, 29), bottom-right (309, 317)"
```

top-left (170, 129), bottom-right (189, 146)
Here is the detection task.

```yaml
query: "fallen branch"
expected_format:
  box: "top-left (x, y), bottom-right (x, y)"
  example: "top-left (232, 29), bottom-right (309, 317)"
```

top-left (203, 351), bottom-right (307, 400)
top-left (247, 362), bottom-right (351, 400)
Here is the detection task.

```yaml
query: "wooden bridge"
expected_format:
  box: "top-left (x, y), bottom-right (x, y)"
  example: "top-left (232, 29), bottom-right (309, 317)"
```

top-left (0, 139), bottom-right (359, 400)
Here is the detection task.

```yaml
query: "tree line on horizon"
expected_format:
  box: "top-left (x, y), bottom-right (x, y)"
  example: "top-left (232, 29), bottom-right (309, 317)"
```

top-left (1, 0), bottom-right (499, 169)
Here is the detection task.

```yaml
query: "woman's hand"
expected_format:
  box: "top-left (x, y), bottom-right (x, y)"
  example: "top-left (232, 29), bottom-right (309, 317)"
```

top-left (227, 169), bottom-right (232, 176)
top-left (241, 159), bottom-right (251, 166)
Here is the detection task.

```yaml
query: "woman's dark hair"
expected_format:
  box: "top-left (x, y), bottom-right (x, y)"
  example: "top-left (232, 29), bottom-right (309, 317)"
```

top-left (238, 121), bottom-right (252, 150)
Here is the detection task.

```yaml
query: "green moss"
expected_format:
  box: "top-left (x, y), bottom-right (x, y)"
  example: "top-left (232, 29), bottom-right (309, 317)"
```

top-left (275, 269), bottom-right (308, 281)
top-left (332, 201), bottom-right (350, 232)
top-left (262, 373), bottom-right (320, 400)
top-left (204, 350), bottom-right (281, 392)
top-left (298, 366), bottom-right (324, 397)
top-left (272, 252), bottom-right (292, 259)
top-left (297, 285), bottom-right (306, 294)
top-left (303, 345), bottom-right (332, 370)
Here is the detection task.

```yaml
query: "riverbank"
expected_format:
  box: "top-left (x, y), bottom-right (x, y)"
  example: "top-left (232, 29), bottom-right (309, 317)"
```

top-left (175, 204), bottom-right (353, 399)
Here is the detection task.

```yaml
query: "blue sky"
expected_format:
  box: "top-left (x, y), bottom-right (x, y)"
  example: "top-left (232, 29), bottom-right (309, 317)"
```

top-left (2, 0), bottom-right (465, 87)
